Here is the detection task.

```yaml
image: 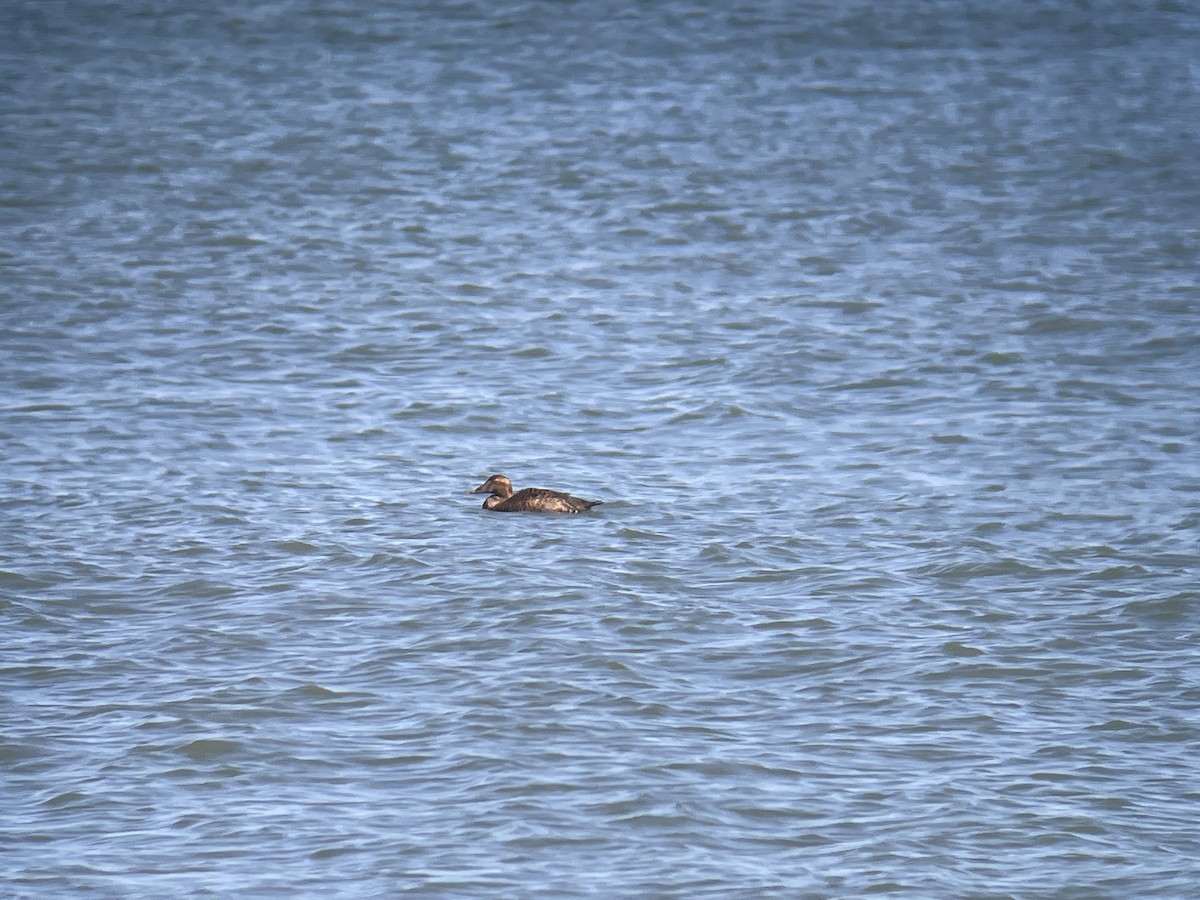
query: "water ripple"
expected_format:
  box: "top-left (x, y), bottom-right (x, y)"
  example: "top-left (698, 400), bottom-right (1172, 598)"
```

top-left (4, 0), bottom-right (1200, 895)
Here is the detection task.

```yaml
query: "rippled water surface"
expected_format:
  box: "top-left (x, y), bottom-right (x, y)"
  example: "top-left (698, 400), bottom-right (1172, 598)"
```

top-left (3, 1), bottom-right (1200, 896)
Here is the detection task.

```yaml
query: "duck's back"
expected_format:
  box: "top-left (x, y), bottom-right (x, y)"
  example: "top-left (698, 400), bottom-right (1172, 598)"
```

top-left (492, 487), bottom-right (600, 513)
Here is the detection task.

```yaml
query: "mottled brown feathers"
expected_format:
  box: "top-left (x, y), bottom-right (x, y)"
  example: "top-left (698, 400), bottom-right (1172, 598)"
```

top-left (471, 474), bottom-right (601, 513)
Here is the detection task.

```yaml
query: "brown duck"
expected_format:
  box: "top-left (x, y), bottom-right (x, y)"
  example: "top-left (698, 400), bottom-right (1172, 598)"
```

top-left (471, 474), bottom-right (602, 513)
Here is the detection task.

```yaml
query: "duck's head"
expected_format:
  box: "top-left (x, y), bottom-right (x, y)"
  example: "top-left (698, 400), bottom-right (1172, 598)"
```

top-left (472, 474), bottom-right (513, 497)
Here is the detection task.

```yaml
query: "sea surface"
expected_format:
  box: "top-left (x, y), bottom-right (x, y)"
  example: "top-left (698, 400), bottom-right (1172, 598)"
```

top-left (3, 1), bottom-right (1199, 896)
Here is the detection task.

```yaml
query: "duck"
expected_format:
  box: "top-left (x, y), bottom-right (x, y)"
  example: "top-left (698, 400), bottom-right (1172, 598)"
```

top-left (471, 474), bottom-right (602, 513)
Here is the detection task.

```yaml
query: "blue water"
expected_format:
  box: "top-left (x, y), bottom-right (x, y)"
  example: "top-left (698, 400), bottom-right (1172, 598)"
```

top-left (3, 1), bottom-right (1200, 895)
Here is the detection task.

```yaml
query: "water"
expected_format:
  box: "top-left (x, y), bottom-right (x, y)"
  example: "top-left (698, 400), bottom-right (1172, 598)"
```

top-left (3, 0), bottom-right (1199, 895)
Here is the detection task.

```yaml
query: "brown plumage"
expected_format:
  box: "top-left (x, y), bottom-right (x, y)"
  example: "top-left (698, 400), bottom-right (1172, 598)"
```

top-left (471, 474), bottom-right (602, 513)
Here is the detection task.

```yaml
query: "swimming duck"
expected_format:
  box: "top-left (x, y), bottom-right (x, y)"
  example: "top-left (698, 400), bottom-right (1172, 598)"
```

top-left (471, 474), bottom-right (602, 513)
